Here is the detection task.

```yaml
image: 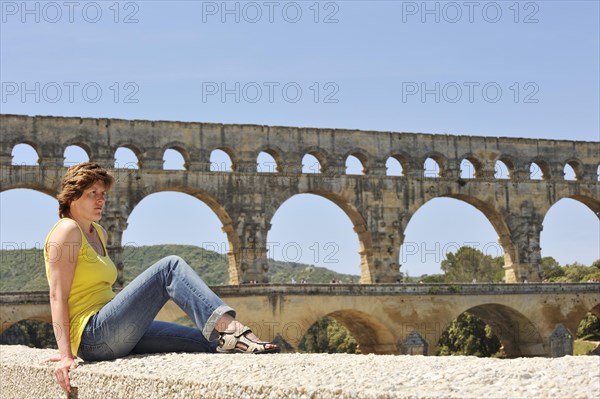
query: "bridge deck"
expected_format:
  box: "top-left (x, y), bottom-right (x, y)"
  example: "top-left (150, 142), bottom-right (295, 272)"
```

top-left (2, 283), bottom-right (598, 303)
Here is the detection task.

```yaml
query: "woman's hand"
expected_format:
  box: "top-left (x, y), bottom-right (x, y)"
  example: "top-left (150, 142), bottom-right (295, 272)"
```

top-left (45, 355), bottom-right (77, 393)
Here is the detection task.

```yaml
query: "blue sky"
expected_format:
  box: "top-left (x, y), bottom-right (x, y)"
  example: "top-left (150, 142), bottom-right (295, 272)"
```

top-left (1, 0), bottom-right (599, 278)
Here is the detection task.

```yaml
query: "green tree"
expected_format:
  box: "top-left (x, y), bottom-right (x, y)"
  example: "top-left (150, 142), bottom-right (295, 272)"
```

top-left (577, 313), bottom-right (600, 340)
top-left (440, 247), bottom-right (504, 283)
top-left (541, 256), bottom-right (564, 280)
top-left (0, 320), bottom-right (57, 349)
top-left (437, 312), bottom-right (501, 357)
top-left (299, 317), bottom-right (360, 354)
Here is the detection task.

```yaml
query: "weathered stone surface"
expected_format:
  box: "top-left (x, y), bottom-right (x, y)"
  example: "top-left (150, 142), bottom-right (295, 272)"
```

top-left (1, 114), bottom-right (598, 284)
top-left (2, 345), bottom-right (599, 399)
top-left (2, 284), bottom-right (599, 357)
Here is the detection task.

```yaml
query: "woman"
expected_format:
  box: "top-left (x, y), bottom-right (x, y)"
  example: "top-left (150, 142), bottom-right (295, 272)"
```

top-left (44, 162), bottom-right (278, 393)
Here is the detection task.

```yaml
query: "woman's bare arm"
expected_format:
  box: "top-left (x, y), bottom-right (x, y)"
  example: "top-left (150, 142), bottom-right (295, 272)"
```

top-left (46, 219), bottom-right (80, 393)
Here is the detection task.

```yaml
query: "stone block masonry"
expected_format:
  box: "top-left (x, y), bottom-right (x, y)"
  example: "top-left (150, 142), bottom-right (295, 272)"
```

top-left (1, 345), bottom-right (599, 398)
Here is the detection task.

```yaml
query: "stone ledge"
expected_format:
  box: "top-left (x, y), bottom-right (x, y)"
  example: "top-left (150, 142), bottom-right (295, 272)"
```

top-left (1, 345), bottom-right (599, 399)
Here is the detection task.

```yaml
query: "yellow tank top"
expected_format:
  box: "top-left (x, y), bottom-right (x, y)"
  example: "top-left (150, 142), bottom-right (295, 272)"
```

top-left (44, 219), bottom-right (117, 356)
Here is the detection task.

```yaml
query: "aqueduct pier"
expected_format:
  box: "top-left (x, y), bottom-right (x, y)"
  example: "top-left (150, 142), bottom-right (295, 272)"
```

top-left (1, 114), bottom-right (598, 284)
top-left (2, 283), bottom-right (599, 357)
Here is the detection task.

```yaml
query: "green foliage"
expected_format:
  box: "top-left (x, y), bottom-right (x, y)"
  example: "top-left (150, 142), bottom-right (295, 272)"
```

top-left (577, 312), bottom-right (600, 340)
top-left (0, 248), bottom-right (49, 292)
top-left (440, 247), bottom-right (504, 283)
top-left (298, 316), bottom-right (360, 354)
top-left (420, 274), bottom-right (447, 283)
top-left (437, 312), bottom-right (501, 357)
top-left (0, 319), bottom-right (57, 349)
top-left (542, 259), bottom-right (600, 282)
top-left (0, 245), bottom-right (359, 292)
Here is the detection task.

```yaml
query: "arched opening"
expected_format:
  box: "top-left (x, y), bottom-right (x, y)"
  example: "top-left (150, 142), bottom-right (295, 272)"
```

top-left (400, 198), bottom-right (505, 280)
top-left (563, 164), bottom-right (576, 181)
top-left (495, 160), bottom-right (510, 180)
top-left (563, 160), bottom-right (583, 181)
top-left (123, 192), bottom-right (232, 284)
top-left (267, 194), bottom-right (362, 278)
top-left (0, 319), bottom-right (56, 349)
top-left (298, 316), bottom-right (361, 354)
top-left (424, 157), bottom-right (441, 178)
top-left (114, 147), bottom-right (139, 169)
top-left (345, 155), bottom-right (364, 175)
top-left (530, 160), bottom-right (550, 180)
top-left (163, 148), bottom-right (186, 170)
top-left (302, 154), bottom-right (321, 174)
top-left (257, 151), bottom-right (277, 173)
top-left (460, 159), bottom-right (476, 179)
top-left (436, 311), bottom-right (501, 357)
top-left (63, 145), bottom-right (89, 167)
top-left (540, 198), bottom-right (600, 269)
top-left (11, 143), bottom-right (39, 166)
top-left (386, 157), bottom-right (405, 177)
top-left (575, 311), bottom-right (600, 355)
top-left (444, 304), bottom-right (544, 357)
top-left (210, 149), bottom-right (233, 172)
top-left (298, 310), bottom-right (395, 354)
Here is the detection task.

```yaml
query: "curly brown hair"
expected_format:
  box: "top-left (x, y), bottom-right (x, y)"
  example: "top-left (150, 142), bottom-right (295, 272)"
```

top-left (57, 162), bottom-right (114, 218)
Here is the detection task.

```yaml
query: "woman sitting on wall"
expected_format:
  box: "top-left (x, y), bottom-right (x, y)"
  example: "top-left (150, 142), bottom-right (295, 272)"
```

top-left (44, 162), bottom-right (279, 393)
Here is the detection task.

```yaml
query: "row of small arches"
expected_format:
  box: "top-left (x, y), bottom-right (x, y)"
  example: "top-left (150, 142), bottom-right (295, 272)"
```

top-left (10, 143), bottom-right (597, 181)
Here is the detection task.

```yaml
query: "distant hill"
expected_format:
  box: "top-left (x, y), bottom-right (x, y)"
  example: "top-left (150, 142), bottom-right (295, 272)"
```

top-left (0, 245), bottom-right (359, 292)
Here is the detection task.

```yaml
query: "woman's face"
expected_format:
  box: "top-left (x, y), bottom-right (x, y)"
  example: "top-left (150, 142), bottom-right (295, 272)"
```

top-left (70, 180), bottom-right (108, 222)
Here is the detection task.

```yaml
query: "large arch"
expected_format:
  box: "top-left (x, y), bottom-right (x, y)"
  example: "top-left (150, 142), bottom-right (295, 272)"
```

top-left (540, 197), bottom-right (600, 268)
top-left (124, 189), bottom-right (239, 283)
top-left (300, 309), bottom-right (396, 355)
top-left (401, 195), bottom-right (512, 280)
top-left (451, 303), bottom-right (545, 357)
top-left (267, 192), bottom-right (372, 282)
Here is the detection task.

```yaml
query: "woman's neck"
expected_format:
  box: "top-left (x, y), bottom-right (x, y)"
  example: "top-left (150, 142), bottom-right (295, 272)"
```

top-left (67, 214), bottom-right (94, 234)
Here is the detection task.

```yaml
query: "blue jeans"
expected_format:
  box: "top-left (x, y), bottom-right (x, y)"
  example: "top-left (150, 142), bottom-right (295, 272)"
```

top-left (77, 255), bottom-right (235, 361)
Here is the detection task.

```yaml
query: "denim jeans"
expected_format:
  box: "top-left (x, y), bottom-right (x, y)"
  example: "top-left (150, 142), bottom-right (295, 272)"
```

top-left (77, 255), bottom-right (235, 361)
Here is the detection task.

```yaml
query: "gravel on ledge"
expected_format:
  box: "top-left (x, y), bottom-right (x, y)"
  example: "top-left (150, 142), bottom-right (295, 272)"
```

top-left (1, 345), bottom-right (599, 399)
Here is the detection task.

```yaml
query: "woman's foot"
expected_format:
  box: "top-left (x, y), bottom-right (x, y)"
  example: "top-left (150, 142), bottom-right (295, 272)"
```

top-left (217, 320), bottom-right (279, 354)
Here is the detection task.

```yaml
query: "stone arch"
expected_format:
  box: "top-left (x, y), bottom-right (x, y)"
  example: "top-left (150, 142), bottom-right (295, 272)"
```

top-left (406, 194), bottom-right (517, 282)
top-left (459, 153), bottom-right (483, 179)
top-left (256, 145), bottom-right (284, 173)
top-left (162, 143), bottom-right (190, 170)
top-left (210, 148), bottom-right (236, 173)
top-left (161, 141), bottom-right (191, 170)
top-left (293, 190), bottom-right (374, 282)
top-left (126, 187), bottom-right (241, 284)
top-left (530, 158), bottom-right (551, 180)
top-left (387, 152), bottom-right (411, 176)
top-left (114, 144), bottom-right (142, 169)
top-left (63, 139), bottom-right (93, 160)
top-left (63, 144), bottom-right (91, 166)
top-left (449, 303), bottom-right (545, 357)
top-left (343, 149), bottom-right (371, 175)
top-left (302, 146), bottom-right (331, 173)
top-left (0, 315), bottom-right (54, 335)
top-left (494, 159), bottom-right (511, 180)
top-left (10, 142), bottom-right (41, 165)
top-left (0, 181), bottom-right (57, 197)
top-left (553, 195), bottom-right (600, 220)
top-left (423, 152), bottom-right (446, 178)
top-left (563, 158), bottom-right (584, 181)
top-left (302, 309), bottom-right (396, 354)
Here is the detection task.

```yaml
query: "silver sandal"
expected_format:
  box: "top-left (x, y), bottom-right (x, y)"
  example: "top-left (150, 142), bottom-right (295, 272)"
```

top-left (217, 326), bottom-right (280, 354)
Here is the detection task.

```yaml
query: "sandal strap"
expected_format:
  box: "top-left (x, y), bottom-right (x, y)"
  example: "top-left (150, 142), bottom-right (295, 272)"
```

top-left (218, 326), bottom-right (276, 353)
